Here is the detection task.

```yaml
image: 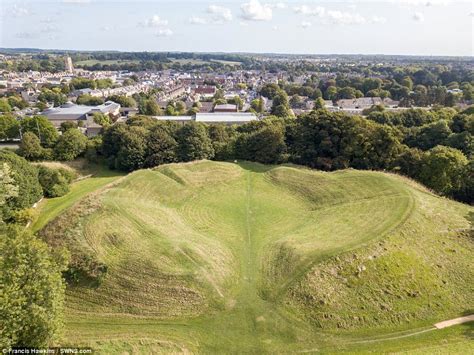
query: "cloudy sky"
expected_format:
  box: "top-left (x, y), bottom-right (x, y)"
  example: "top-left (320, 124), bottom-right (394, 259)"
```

top-left (1, 0), bottom-right (473, 56)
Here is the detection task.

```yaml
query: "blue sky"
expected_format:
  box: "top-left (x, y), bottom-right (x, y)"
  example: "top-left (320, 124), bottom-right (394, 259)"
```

top-left (1, 0), bottom-right (473, 56)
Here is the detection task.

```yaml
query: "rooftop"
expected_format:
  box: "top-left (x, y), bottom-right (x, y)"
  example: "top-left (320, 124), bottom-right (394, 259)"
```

top-left (195, 112), bottom-right (257, 123)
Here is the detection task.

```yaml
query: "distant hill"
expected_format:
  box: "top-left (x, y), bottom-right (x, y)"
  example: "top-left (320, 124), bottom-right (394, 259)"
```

top-left (39, 161), bottom-right (473, 353)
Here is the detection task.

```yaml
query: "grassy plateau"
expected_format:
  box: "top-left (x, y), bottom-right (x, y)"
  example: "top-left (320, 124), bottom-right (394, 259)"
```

top-left (37, 160), bottom-right (473, 353)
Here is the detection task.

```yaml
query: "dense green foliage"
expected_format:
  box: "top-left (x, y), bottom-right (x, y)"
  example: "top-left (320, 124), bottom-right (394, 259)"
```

top-left (176, 122), bottom-right (215, 161)
top-left (37, 165), bottom-right (76, 198)
top-left (19, 116), bottom-right (59, 148)
top-left (96, 107), bottom-right (473, 203)
top-left (54, 129), bottom-right (88, 161)
top-left (0, 226), bottom-right (66, 349)
top-left (0, 151), bottom-right (42, 220)
top-left (0, 115), bottom-right (20, 140)
top-left (18, 132), bottom-right (52, 161)
top-left (76, 94), bottom-right (104, 106)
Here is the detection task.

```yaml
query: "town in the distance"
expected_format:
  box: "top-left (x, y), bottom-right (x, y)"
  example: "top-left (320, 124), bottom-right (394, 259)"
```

top-left (1, 51), bottom-right (471, 137)
top-left (0, 49), bottom-right (473, 354)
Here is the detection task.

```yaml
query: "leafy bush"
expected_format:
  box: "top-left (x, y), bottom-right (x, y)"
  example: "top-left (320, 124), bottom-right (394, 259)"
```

top-left (37, 165), bottom-right (76, 198)
top-left (0, 226), bottom-right (66, 348)
top-left (0, 151), bottom-right (42, 220)
top-left (54, 129), bottom-right (87, 161)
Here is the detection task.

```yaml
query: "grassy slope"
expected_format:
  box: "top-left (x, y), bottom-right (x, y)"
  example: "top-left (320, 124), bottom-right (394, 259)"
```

top-left (31, 165), bottom-right (124, 232)
top-left (37, 161), bottom-right (473, 353)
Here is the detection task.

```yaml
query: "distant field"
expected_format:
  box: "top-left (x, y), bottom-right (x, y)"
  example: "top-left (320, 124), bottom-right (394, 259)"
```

top-left (169, 58), bottom-right (211, 65)
top-left (210, 59), bottom-right (243, 66)
top-left (75, 59), bottom-right (141, 66)
top-left (37, 161), bottom-right (473, 353)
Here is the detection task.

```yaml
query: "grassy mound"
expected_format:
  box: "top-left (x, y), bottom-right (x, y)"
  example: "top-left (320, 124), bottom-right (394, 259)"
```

top-left (38, 160), bottom-right (473, 352)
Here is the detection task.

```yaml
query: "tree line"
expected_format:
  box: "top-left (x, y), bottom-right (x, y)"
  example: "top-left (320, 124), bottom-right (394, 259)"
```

top-left (93, 108), bottom-right (472, 203)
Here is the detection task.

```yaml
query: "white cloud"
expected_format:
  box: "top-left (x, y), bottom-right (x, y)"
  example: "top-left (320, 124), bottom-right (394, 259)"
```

top-left (272, 25), bottom-right (278, 31)
top-left (301, 21), bottom-right (312, 29)
top-left (63, 0), bottom-right (92, 3)
top-left (207, 5), bottom-right (233, 23)
top-left (413, 12), bottom-right (425, 21)
top-left (16, 32), bottom-right (38, 39)
top-left (273, 2), bottom-right (287, 9)
top-left (294, 5), bottom-right (386, 26)
top-left (141, 15), bottom-right (168, 28)
top-left (241, 0), bottom-right (273, 21)
top-left (189, 16), bottom-right (208, 25)
top-left (239, 21), bottom-right (249, 27)
top-left (469, 11), bottom-right (474, 17)
top-left (156, 28), bottom-right (173, 37)
top-left (41, 24), bottom-right (59, 33)
top-left (370, 16), bottom-right (387, 24)
top-left (393, 0), bottom-right (455, 6)
top-left (326, 10), bottom-right (367, 25)
top-left (294, 5), bottom-right (325, 17)
top-left (11, 5), bottom-right (29, 17)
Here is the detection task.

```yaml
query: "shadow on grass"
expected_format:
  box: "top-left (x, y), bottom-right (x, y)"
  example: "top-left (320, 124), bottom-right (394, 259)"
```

top-left (234, 160), bottom-right (275, 173)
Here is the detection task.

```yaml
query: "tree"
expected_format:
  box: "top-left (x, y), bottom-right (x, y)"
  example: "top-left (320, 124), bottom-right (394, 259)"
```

top-left (0, 151), bottom-right (42, 221)
top-left (0, 98), bottom-right (12, 113)
top-left (271, 91), bottom-right (293, 117)
top-left (0, 226), bottom-right (66, 348)
top-left (59, 121), bottom-right (78, 133)
top-left (92, 112), bottom-right (111, 127)
top-left (393, 147), bottom-right (425, 180)
top-left (419, 145), bottom-right (468, 195)
top-left (165, 103), bottom-right (176, 116)
top-left (37, 88), bottom-right (67, 107)
top-left (176, 122), bottom-right (214, 162)
top-left (401, 76), bottom-right (414, 90)
top-left (0, 163), bottom-right (18, 221)
top-left (229, 96), bottom-right (243, 111)
top-left (115, 126), bottom-right (147, 171)
top-left (289, 94), bottom-right (303, 108)
top-left (107, 95), bottom-right (137, 108)
top-left (175, 101), bottom-right (187, 115)
top-left (272, 104), bottom-right (293, 118)
top-left (37, 165), bottom-right (74, 198)
top-left (143, 99), bottom-right (162, 116)
top-left (325, 86), bottom-right (338, 101)
top-left (362, 78), bottom-right (383, 94)
top-left (250, 98), bottom-right (264, 113)
top-left (209, 124), bottom-right (235, 160)
top-left (69, 77), bottom-right (96, 90)
top-left (144, 125), bottom-right (178, 167)
top-left (314, 97), bottom-right (326, 110)
top-left (18, 132), bottom-right (50, 161)
top-left (235, 124), bottom-right (286, 164)
top-left (0, 115), bottom-right (19, 140)
top-left (101, 123), bottom-right (129, 160)
top-left (76, 94), bottom-right (104, 106)
top-left (54, 129), bottom-right (87, 161)
top-left (445, 131), bottom-right (473, 157)
top-left (20, 116), bottom-right (59, 148)
top-left (337, 86), bottom-right (363, 100)
top-left (406, 120), bottom-right (452, 150)
top-left (259, 83), bottom-right (281, 99)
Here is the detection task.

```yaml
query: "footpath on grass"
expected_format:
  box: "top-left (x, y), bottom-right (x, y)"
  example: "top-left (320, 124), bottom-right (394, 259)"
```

top-left (298, 314), bottom-right (474, 352)
top-left (434, 314), bottom-right (474, 329)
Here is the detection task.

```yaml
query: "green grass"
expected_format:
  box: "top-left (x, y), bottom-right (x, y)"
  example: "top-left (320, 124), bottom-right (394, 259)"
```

top-left (169, 58), bottom-right (211, 65)
top-left (210, 59), bottom-right (243, 66)
top-left (36, 161), bottom-right (473, 353)
top-left (31, 166), bottom-right (124, 232)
